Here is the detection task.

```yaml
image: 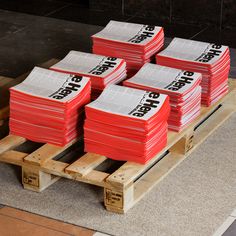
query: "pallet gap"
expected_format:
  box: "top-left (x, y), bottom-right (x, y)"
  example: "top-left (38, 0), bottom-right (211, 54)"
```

top-left (13, 140), bottom-right (44, 153)
top-left (194, 104), bottom-right (222, 131)
top-left (133, 150), bottom-right (169, 184)
top-left (0, 120), bottom-right (9, 139)
top-left (95, 158), bottom-right (125, 174)
top-left (53, 142), bottom-right (84, 164)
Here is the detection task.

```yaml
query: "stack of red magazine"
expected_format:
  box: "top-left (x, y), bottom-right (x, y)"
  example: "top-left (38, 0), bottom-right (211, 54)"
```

top-left (124, 63), bottom-right (202, 132)
top-left (10, 67), bottom-right (91, 146)
top-left (50, 51), bottom-right (126, 99)
top-left (92, 20), bottom-right (164, 76)
top-left (84, 85), bottom-right (170, 164)
top-left (156, 38), bottom-right (230, 106)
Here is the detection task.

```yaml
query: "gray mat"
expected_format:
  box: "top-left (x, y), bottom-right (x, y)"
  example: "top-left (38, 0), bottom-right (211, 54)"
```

top-left (0, 114), bottom-right (236, 236)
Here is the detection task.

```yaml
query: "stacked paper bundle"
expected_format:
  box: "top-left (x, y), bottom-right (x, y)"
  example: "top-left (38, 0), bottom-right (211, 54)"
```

top-left (124, 63), bottom-right (202, 132)
top-left (92, 20), bottom-right (164, 76)
top-left (50, 51), bottom-right (126, 99)
top-left (84, 85), bottom-right (170, 164)
top-left (10, 67), bottom-right (91, 146)
top-left (156, 37), bottom-right (230, 106)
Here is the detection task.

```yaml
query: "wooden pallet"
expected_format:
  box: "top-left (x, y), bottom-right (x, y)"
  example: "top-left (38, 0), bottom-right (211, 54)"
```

top-left (0, 79), bottom-right (235, 214)
top-left (0, 59), bottom-right (58, 126)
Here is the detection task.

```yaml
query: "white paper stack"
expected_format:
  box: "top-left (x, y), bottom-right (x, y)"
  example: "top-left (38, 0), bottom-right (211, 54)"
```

top-left (10, 67), bottom-right (91, 146)
top-left (50, 51), bottom-right (126, 99)
top-left (156, 38), bottom-right (230, 106)
top-left (92, 20), bottom-right (164, 76)
top-left (84, 85), bottom-right (170, 164)
top-left (124, 63), bottom-right (202, 132)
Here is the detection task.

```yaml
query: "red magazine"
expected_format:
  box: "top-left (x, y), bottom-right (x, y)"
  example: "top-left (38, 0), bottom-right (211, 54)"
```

top-left (156, 37), bottom-right (230, 106)
top-left (50, 51), bottom-right (126, 100)
top-left (92, 20), bottom-right (164, 76)
top-left (124, 63), bottom-right (202, 132)
top-left (84, 85), bottom-right (170, 164)
top-left (10, 67), bottom-right (91, 146)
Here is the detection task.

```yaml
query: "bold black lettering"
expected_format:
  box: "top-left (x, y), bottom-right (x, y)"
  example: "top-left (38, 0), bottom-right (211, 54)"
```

top-left (132, 113), bottom-right (144, 117)
top-left (52, 95), bottom-right (63, 99)
top-left (60, 89), bottom-right (71, 96)
top-left (212, 44), bottom-right (222, 49)
top-left (145, 25), bottom-right (155, 31)
top-left (71, 76), bottom-right (82, 82)
top-left (149, 92), bottom-right (160, 99)
top-left (107, 57), bottom-right (117, 61)
top-left (198, 59), bottom-right (208, 63)
top-left (92, 71), bottom-right (102, 75)
top-left (139, 106), bottom-right (151, 112)
top-left (183, 71), bottom-right (194, 76)
top-left (143, 99), bottom-right (159, 108)
top-left (208, 49), bottom-right (222, 56)
top-left (103, 61), bottom-right (117, 68)
top-left (142, 31), bottom-right (154, 38)
top-left (168, 87), bottom-right (178, 91)
top-left (66, 83), bottom-right (81, 91)
top-left (178, 76), bottom-right (194, 84)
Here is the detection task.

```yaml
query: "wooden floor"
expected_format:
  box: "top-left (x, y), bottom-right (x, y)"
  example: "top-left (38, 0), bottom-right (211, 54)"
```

top-left (0, 206), bottom-right (108, 236)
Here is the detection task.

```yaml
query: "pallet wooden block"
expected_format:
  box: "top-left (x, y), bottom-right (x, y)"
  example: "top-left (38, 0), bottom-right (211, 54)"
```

top-left (0, 79), bottom-right (235, 214)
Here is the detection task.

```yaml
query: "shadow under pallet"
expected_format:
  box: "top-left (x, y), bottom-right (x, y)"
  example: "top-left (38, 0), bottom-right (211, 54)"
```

top-left (0, 69), bottom-right (235, 213)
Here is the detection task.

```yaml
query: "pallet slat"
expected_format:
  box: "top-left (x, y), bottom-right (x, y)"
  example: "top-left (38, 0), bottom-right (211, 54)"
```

top-left (0, 135), bottom-right (26, 154)
top-left (24, 140), bottom-right (77, 166)
top-left (0, 150), bottom-right (27, 166)
top-left (65, 153), bottom-right (107, 177)
top-left (42, 160), bottom-right (109, 187)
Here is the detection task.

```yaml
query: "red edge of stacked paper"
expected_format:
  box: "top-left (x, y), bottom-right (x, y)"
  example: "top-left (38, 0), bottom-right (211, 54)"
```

top-left (155, 37), bottom-right (230, 106)
top-left (92, 20), bottom-right (164, 76)
top-left (10, 67), bottom-right (91, 146)
top-left (50, 51), bottom-right (127, 100)
top-left (84, 84), bottom-right (170, 164)
top-left (123, 63), bottom-right (202, 132)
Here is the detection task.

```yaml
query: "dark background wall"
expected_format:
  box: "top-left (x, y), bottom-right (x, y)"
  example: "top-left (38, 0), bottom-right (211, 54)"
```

top-left (0, 0), bottom-right (236, 47)
top-left (90, 0), bottom-right (236, 29)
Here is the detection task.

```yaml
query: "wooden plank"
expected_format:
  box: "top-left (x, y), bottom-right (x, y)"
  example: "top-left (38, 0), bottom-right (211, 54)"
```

top-left (65, 153), bottom-right (107, 176)
top-left (75, 170), bottom-right (109, 187)
top-left (106, 81), bottom-right (236, 190)
top-left (42, 160), bottom-right (109, 188)
top-left (23, 139), bottom-right (77, 166)
top-left (0, 150), bottom-right (27, 166)
top-left (0, 135), bottom-right (26, 154)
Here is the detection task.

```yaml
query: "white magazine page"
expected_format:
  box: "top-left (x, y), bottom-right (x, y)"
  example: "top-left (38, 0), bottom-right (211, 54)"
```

top-left (126, 64), bottom-right (201, 94)
top-left (51, 51), bottom-right (124, 78)
top-left (12, 67), bottom-right (90, 103)
top-left (92, 20), bottom-right (162, 45)
top-left (158, 38), bottom-right (228, 65)
top-left (86, 84), bottom-right (167, 120)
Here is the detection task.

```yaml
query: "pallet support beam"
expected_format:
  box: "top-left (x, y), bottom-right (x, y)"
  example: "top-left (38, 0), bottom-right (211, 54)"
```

top-left (104, 185), bottom-right (134, 213)
top-left (22, 166), bottom-right (60, 192)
